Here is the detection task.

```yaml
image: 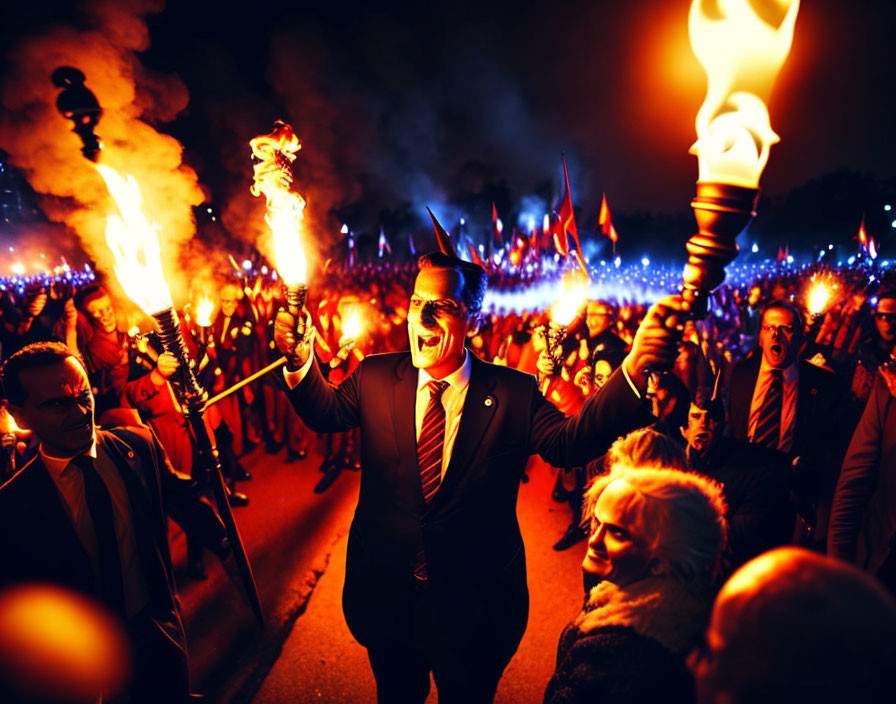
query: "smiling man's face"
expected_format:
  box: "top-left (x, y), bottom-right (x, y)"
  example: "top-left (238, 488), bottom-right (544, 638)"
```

top-left (407, 266), bottom-right (470, 379)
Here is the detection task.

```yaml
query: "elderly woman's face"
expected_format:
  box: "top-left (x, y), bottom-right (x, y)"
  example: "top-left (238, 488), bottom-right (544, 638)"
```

top-left (583, 478), bottom-right (652, 587)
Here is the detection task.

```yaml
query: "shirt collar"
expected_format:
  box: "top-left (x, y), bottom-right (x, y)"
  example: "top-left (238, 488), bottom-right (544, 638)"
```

top-left (40, 438), bottom-right (98, 482)
top-left (759, 355), bottom-right (799, 384)
top-left (417, 350), bottom-right (472, 395)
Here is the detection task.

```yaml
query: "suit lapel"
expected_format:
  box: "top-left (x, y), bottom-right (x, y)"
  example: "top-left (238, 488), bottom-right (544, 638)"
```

top-left (392, 355), bottom-right (420, 496)
top-left (433, 356), bottom-right (497, 508)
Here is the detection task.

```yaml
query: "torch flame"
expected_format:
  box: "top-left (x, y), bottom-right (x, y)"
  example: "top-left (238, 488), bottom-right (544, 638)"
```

top-left (341, 308), bottom-right (362, 344)
top-left (95, 164), bottom-right (173, 315)
top-left (551, 279), bottom-right (588, 327)
top-left (0, 405), bottom-right (20, 434)
top-left (689, 0), bottom-right (799, 187)
top-left (250, 121), bottom-right (307, 286)
top-left (195, 296), bottom-right (215, 328)
top-left (806, 279), bottom-right (833, 317)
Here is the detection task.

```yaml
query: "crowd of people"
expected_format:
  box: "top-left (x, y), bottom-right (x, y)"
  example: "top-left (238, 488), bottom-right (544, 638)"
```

top-left (1, 249), bottom-right (896, 703)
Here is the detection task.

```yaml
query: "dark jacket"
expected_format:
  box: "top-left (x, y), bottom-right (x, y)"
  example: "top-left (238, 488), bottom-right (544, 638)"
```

top-left (543, 576), bottom-right (709, 704)
top-left (0, 426), bottom-right (224, 702)
top-left (286, 351), bottom-right (645, 652)
top-left (728, 352), bottom-right (845, 542)
top-left (688, 437), bottom-right (793, 570)
top-left (829, 375), bottom-right (896, 573)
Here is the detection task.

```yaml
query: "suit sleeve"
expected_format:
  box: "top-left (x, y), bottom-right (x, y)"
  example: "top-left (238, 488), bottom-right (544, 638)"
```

top-left (828, 377), bottom-right (889, 562)
top-left (284, 356), bottom-right (362, 433)
top-left (126, 426), bottom-right (229, 556)
top-left (530, 367), bottom-right (649, 468)
top-left (727, 455), bottom-right (793, 565)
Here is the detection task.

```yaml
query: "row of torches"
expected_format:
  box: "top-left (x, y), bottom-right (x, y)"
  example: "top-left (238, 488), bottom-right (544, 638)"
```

top-left (48, 0), bottom-right (801, 624)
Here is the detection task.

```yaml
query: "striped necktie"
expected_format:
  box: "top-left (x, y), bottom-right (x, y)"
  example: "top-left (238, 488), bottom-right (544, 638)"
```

top-left (418, 380), bottom-right (450, 504)
top-left (752, 369), bottom-right (784, 450)
top-left (71, 455), bottom-right (127, 617)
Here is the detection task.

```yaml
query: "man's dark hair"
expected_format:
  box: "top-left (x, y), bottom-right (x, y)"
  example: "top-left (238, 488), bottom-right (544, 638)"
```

top-left (416, 252), bottom-right (487, 314)
top-left (1, 341), bottom-right (79, 406)
top-left (760, 299), bottom-right (805, 336)
top-left (875, 290), bottom-right (896, 309)
top-left (73, 283), bottom-right (109, 313)
top-left (693, 386), bottom-right (726, 425)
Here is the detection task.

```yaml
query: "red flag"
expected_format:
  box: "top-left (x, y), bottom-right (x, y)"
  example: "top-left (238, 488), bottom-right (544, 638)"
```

top-left (426, 206), bottom-right (457, 257)
top-left (555, 155), bottom-right (588, 275)
top-left (491, 202), bottom-right (504, 246)
top-left (856, 215), bottom-right (869, 249)
top-left (598, 193), bottom-right (618, 243)
top-left (467, 242), bottom-right (485, 268)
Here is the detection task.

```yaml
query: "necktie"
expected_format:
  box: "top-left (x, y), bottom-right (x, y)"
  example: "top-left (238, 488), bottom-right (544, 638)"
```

top-left (417, 380), bottom-right (450, 504)
top-left (753, 369), bottom-right (784, 450)
top-left (413, 381), bottom-right (449, 581)
top-left (71, 456), bottom-right (127, 617)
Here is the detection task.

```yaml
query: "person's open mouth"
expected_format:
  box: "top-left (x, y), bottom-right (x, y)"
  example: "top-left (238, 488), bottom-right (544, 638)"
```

top-left (417, 333), bottom-right (441, 351)
top-left (771, 343), bottom-right (783, 356)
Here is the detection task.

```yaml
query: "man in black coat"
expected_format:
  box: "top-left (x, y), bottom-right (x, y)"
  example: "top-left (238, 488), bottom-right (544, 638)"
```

top-left (681, 388), bottom-right (793, 570)
top-left (0, 341), bottom-right (227, 703)
top-left (727, 300), bottom-right (844, 547)
top-left (273, 252), bottom-right (683, 704)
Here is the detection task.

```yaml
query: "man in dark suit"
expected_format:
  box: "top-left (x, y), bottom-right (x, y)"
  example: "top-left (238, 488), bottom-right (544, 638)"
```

top-left (727, 300), bottom-right (844, 547)
top-left (274, 252), bottom-right (683, 704)
top-left (0, 341), bottom-right (228, 703)
top-left (681, 387), bottom-right (793, 570)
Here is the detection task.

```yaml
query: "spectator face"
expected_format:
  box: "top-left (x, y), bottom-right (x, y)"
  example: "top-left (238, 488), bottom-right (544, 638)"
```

top-left (8, 356), bottom-right (95, 458)
top-left (583, 478), bottom-right (652, 587)
top-left (219, 285), bottom-right (239, 318)
top-left (84, 294), bottom-right (117, 334)
top-left (681, 404), bottom-right (721, 454)
top-left (759, 307), bottom-right (801, 369)
top-left (585, 303), bottom-right (611, 337)
top-left (874, 298), bottom-right (896, 346)
top-left (593, 359), bottom-right (612, 388)
top-left (407, 267), bottom-right (469, 378)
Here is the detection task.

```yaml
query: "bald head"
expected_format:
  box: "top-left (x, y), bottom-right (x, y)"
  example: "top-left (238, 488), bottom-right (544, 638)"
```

top-left (695, 547), bottom-right (896, 703)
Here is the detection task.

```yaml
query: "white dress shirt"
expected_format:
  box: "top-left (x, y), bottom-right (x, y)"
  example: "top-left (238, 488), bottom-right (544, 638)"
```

top-left (748, 359), bottom-right (799, 453)
top-left (41, 441), bottom-right (150, 619)
top-left (414, 352), bottom-right (472, 479)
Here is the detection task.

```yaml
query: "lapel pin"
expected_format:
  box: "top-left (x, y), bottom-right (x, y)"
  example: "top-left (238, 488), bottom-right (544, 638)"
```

top-left (484, 396), bottom-right (494, 407)
top-left (127, 450), bottom-right (135, 459)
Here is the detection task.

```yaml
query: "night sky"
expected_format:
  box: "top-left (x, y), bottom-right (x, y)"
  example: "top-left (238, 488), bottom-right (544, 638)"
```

top-left (2, 0), bottom-right (896, 257)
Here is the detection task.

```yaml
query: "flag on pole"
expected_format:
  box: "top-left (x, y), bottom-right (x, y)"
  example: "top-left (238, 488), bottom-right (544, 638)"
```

top-left (554, 154), bottom-right (588, 275)
top-left (408, 232), bottom-right (416, 257)
top-left (492, 202), bottom-right (504, 247)
top-left (598, 193), bottom-right (619, 243)
top-left (856, 215), bottom-right (869, 250)
top-left (378, 226), bottom-right (392, 258)
top-left (467, 242), bottom-right (486, 268)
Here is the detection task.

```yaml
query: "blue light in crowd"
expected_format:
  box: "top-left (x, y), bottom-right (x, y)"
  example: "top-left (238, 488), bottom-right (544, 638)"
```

top-left (614, 257), bottom-right (621, 269)
top-left (341, 224), bottom-right (349, 234)
top-left (828, 244), bottom-right (834, 250)
top-left (847, 256), bottom-right (856, 265)
top-left (242, 259), bottom-right (253, 270)
top-left (885, 205), bottom-right (892, 211)
top-left (460, 218), bottom-right (466, 226)
top-left (641, 257), bottom-right (650, 267)
top-left (786, 256), bottom-right (794, 264)
top-left (751, 243), bottom-right (759, 253)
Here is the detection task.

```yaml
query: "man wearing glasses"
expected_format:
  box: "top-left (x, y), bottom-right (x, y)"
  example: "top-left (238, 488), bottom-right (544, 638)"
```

top-left (728, 300), bottom-right (843, 549)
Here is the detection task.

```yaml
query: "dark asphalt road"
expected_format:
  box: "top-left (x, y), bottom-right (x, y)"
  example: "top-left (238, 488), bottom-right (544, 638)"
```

top-left (169, 441), bottom-right (586, 703)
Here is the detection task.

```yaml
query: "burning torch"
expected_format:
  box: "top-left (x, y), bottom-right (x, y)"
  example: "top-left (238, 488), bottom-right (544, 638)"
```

top-left (249, 121), bottom-right (311, 367)
top-left (683, 0), bottom-right (799, 317)
top-left (540, 279), bottom-right (587, 394)
top-left (55, 70), bottom-right (264, 627)
top-left (329, 308), bottom-right (363, 369)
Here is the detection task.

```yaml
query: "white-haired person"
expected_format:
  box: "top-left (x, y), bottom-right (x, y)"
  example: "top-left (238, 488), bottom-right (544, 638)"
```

top-left (543, 428), bottom-right (728, 704)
